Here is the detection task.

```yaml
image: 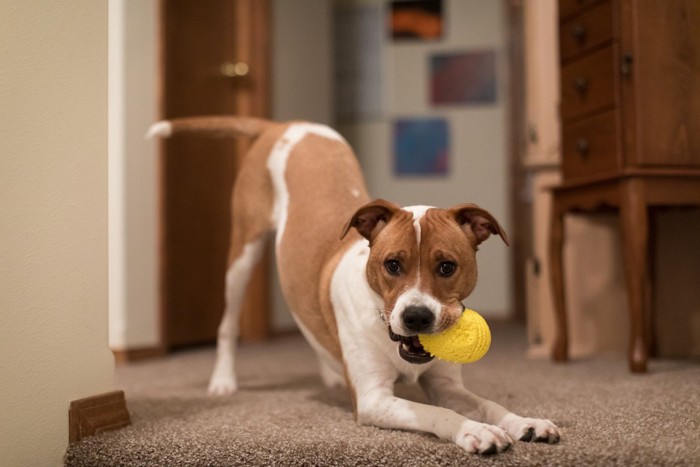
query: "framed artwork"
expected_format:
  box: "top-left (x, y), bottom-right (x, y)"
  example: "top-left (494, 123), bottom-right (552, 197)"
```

top-left (389, 0), bottom-right (443, 41)
top-left (393, 118), bottom-right (449, 176)
top-left (430, 50), bottom-right (497, 105)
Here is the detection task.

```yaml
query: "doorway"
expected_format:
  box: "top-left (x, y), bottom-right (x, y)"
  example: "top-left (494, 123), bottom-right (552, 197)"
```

top-left (158, 0), bottom-right (271, 348)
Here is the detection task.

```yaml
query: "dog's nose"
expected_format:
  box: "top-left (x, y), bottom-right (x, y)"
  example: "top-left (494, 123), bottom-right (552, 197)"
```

top-left (402, 306), bottom-right (435, 333)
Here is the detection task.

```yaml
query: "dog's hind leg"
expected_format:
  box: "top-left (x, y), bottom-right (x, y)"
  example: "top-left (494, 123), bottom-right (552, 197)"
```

top-left (147, 115), bottom-right (279, 396)
top-left (208, 234), bottom-right (267, 395)
top-left (208, 148), bottom-right (276, 396)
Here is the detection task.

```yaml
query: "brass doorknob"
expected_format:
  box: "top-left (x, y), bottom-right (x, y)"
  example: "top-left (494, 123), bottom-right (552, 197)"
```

top-left (221, 62), bottom-right (249, 78)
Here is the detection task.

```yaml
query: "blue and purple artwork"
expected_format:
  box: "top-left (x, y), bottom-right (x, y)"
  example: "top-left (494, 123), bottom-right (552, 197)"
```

top-left (430, 51), bottom-right (497, 105)
top-left (393, 118), bottom-right (449, 176)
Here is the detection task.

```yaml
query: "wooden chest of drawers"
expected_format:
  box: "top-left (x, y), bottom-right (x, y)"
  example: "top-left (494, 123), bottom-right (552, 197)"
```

top-left (550, 0), bottom-right (700, 372)
top-left (558, 0), bottom-right (700, 182)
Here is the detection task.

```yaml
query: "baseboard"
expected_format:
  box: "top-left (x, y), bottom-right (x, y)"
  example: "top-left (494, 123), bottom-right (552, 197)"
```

top-left (69, 390), bottom-right (130, 443)
top-left (112, 346), bottom-right (166, 365)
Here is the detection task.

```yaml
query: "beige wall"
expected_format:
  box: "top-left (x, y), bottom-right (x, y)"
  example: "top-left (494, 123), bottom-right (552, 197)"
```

top-left (271, 0), bottom-right (333, 331)
top-left (654, 210), bottom-right (700, 357)
top-left (272, 0), bottom-right (333, 123)
top-left (0, 1), bottom-right (114, 465)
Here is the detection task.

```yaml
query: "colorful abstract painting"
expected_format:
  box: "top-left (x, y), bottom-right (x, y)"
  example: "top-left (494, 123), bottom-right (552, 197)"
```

top-left (393, 118), bottom-right (449, 176)
top-left (430, 51), bottom-right (497, 105)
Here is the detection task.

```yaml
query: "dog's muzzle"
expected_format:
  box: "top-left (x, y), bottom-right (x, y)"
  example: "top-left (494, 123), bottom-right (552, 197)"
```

top-left (388, 328), bottom-right (434, 364)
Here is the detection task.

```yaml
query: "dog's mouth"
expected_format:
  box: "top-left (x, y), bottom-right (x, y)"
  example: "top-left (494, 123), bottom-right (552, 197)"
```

top-left (389, 328), bottom-right (434, 364)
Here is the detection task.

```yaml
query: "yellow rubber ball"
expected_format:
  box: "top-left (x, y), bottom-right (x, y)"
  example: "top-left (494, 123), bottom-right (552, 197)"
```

top-left (418, 308), bottom-right (491, 364)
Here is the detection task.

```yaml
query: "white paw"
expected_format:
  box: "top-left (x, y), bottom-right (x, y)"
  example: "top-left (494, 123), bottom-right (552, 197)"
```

top-left (454, 421), bottom-right (513, 455)
top-left (207, 375), bottom-right (238, 396)
top-left (499, 413), bottom-right (561, 444)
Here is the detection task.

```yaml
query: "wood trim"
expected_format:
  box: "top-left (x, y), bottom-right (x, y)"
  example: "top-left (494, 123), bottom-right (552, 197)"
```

top-left (112, 346), bottom-right (166, 365)
top-left (550, 167), bottom-right (700, 193)
top-left (156, 0), bottom-right (169, 352)
top-left (69, 391), bottom-right (130, 443)
top-left (506, 0), bottom-right (527, 322)
top-left (235, 0), bottom-right (272, 341)
top-left (234, 0), bottom-right (271, 118)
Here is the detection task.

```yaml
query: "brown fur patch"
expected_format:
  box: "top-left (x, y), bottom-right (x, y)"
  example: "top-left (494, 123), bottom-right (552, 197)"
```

top-left (275, 133), bottom-right (371, 360)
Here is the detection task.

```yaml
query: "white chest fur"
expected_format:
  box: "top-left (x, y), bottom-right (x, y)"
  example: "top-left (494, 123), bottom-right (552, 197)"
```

top-left (330, 240), bottom-right (435, 383)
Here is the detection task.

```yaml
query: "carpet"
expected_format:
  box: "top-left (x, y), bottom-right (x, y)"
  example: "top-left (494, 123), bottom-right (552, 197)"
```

top-left (65, 323), bottom-right (700, 466)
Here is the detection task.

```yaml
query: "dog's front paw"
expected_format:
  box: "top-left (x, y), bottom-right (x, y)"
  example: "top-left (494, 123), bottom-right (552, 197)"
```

top-left (454, 421), bottom-right (513, 455)
top-left (207, 374), bottom-right (238, 396)
top-left (499, 414), bottom-right (561, 444)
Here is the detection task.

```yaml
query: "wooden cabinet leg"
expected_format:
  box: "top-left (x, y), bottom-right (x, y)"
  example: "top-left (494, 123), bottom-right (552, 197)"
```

top-left (620, 180), bottom-right (650, 373)
top-left (549, 201), bottom-right (568, 362)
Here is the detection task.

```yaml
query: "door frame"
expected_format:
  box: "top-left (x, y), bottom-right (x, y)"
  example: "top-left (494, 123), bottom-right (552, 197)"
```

top-left (156, 0), bottom-right (272, 349)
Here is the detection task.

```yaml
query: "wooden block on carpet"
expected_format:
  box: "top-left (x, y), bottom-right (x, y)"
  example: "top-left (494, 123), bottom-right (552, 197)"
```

top-left (69, 390), bottom-right (130, 443)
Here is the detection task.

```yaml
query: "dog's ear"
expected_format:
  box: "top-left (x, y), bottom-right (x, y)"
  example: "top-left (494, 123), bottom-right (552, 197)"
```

top-left (449, 203), bottom-right (509, 246)
top-left (340, 199), bottom-right (401, 244)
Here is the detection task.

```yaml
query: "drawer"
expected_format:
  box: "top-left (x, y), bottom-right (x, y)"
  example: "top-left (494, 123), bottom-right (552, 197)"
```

top-left (562, 110), bottom-right (620, 180)
top-left (559, 0), bottom-right (605, 20)
top-left (560, 46), bottom-right (616, 121)
top-left (560, 1), bottom-right (613, 61)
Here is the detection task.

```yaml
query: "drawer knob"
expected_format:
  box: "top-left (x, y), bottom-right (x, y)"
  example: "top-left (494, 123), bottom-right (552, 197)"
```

top-left (572, 24), bottom-right (586, 44)
top-left (573, 77), bottom-right (588, 94)
top-left (575, 138), bottom-right (590, 157)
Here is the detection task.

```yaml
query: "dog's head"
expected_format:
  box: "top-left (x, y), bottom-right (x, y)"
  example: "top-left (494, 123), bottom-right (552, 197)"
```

top-left (341, 199), bottom-right (508, 364)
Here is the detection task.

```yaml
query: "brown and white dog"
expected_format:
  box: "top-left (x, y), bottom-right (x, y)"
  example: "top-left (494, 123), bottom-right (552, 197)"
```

top-left (149, 117), bottom-right (560, 454)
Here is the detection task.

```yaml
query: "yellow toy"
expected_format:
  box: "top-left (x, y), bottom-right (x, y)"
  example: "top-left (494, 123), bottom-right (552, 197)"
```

top-left (418, 308), bottom-right (491, 363)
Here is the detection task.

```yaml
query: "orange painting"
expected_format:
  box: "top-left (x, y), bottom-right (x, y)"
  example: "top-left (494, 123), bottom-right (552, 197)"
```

top-left (390, 0), bottom-right (443, 40)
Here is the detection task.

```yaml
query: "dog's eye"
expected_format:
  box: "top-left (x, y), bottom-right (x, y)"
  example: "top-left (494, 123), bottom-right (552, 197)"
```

top-left (437, 261), bottom-right (457, 277)
top-left (384, 259), bottom-right (401, 276)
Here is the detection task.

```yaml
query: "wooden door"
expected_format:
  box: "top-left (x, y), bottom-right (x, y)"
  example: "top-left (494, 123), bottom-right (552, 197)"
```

top-left (158, 0), bottom-right (271, 348)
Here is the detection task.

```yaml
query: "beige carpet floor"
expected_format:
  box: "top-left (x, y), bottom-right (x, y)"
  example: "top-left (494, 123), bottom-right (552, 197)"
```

top-left (65, 323), bottom-right (700, 466)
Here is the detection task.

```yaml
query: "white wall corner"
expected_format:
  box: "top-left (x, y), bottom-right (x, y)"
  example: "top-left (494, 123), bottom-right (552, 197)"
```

top-left (108, 0), bottom-right (160, 350)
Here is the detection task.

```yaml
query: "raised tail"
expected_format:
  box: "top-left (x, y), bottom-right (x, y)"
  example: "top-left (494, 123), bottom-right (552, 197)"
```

top-left (147, 116), bottom-right (272, 139)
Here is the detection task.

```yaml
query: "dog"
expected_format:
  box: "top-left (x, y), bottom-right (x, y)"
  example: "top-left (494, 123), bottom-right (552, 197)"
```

top-left (149, 117), bottom-right (561, 454)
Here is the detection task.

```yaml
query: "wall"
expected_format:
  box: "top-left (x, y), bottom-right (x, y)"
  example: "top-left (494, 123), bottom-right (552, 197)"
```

top-left (272, 0), bottom-right (333, 123)
top-left (109, 0), bottom-right (160, 350)
top-left (271, 0), bottom-right (333, 330)
top-left (554, 210), bottom-right (700, 359)
top-left (339, 0), bottom-right (512, 318)
top-left (654, 210), bottom-right (700, 357)
top-left (0, 1), bottom-right (114, 465)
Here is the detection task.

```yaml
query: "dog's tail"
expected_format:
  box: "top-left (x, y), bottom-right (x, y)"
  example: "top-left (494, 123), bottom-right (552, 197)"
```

top-left (147, 116), bottom-right (271, 140)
